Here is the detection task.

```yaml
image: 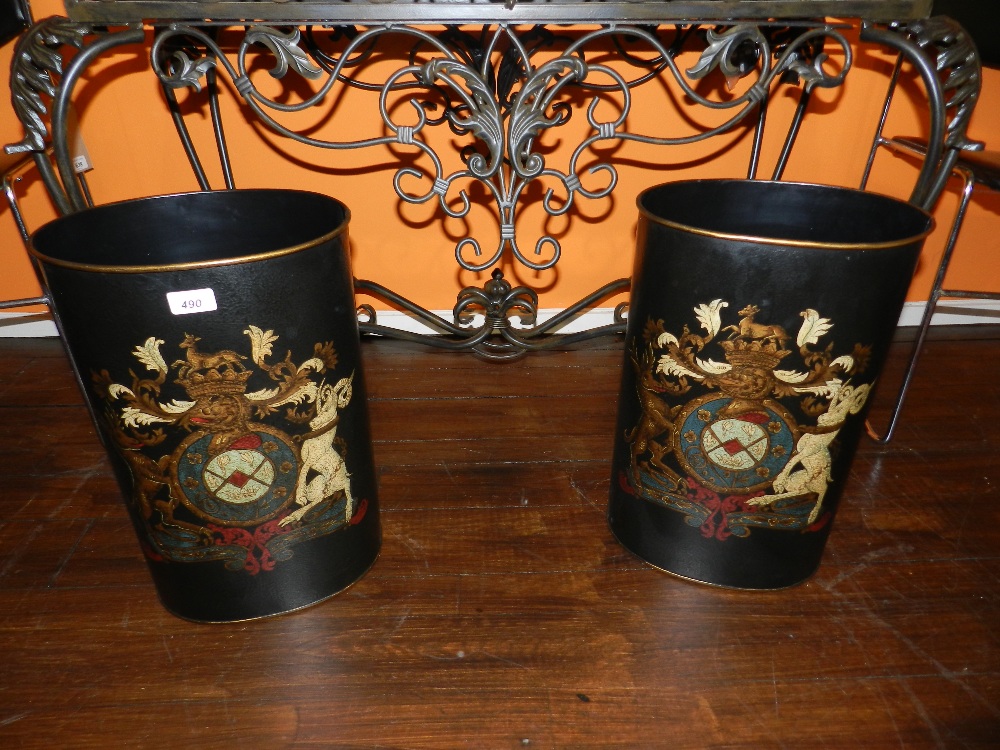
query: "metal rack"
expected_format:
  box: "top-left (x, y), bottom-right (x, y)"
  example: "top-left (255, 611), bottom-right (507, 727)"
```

top-left (4, 1), bottom-right (980, 359)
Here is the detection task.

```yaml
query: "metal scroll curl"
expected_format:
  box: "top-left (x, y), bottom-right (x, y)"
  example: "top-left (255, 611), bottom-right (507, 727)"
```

top-left (6, 16), bottom-right (88, 156)
top-left (146, 22), bottom-right (852, 277)
top-left (5, 18), bottom-right (146, 214)
top-left (906, 15), bottom-right (981, 154)
top-left (356, 271), bottom-right (630, 362)
top-left (861, 15), bottom-right (983, 209)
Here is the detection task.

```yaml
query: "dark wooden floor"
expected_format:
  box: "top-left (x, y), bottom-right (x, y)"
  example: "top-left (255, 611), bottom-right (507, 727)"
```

top-left (0, 327), bottom-right (998, 748)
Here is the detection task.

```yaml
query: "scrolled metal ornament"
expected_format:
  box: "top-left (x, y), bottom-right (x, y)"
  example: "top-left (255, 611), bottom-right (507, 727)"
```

top-left (455, 268), bottom-right (539, 333)
top-left (450, 269), bottom-right (630, 361)
top-left (905, 15), bottom-right (981, 153)
top-left (771, 28), bottom-right (851, 92)
top-left (356, 269), bottom-right (628, 360)
top-left (158, 47), bottom-right (217, 92)
top-left (152, 26), bottom-right (226, 92)
top-left (686, 25), bottom-right (769, 83)
top-left (7, 18), bottom-right (145, 212)
top-left (6, 17), bottom-right (89, 155)
top-left (860, 14), bottom-right (982, 208)
top-left (508, 54), bottom-right (588, 180)
top-left (684, 24), bottom-right (851, 104)
top-left (418, 57), bottom-right (504, 181)
top-left (244, 25), bottom-right (325, 81)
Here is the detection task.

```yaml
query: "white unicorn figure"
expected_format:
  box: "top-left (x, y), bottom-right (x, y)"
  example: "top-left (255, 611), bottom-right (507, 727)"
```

top-left (280, 374), bottom-right (355, 527)
top-left (749, 382), bottom-right (871, 525)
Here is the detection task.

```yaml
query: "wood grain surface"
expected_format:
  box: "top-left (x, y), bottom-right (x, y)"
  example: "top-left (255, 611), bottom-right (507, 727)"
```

top-left (0, 329), bottom-right (997, 748)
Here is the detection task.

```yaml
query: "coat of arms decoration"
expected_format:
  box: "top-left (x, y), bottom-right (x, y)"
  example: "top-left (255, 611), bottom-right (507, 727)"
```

top-left (622, 299), bottom-right (874, 540)
top-left (90, 325), bottom-right (366, 574)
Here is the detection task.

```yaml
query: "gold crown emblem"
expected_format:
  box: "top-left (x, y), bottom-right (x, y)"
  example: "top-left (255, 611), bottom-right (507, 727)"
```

top-left (720, 338), bottom-right (790, 371)
top-left (177, 367), bottom-right (252, 399)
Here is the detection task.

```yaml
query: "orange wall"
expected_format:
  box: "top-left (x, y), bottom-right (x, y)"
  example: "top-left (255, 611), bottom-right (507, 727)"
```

top-left (2, 2), bottom-right (999, 318)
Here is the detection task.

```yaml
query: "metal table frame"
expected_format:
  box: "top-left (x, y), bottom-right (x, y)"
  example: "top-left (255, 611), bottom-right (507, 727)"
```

top-left (4, 1), bottom-right (983, 359)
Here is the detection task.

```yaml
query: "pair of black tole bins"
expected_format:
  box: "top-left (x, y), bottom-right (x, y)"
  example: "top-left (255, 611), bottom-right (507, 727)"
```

top-left (5, 179), bottom-right (935, 610)
top-left (865, 137), bottom-right (1000, 444)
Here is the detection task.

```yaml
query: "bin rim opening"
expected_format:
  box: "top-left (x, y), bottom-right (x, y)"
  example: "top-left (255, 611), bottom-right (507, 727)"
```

top-left (637, 179), bottom-right (934, 251)
top-left (29, 189), bottom-right (351, 274)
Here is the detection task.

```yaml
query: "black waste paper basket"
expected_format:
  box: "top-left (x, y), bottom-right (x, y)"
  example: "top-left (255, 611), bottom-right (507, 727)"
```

top-left (609, 179), bottom-right (932, 589)
top-left (30, 189), bottom-right (380, 621)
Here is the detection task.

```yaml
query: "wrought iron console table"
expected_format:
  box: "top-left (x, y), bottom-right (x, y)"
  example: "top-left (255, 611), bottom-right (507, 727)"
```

top-left (4, 1), bottom-right (982, 359)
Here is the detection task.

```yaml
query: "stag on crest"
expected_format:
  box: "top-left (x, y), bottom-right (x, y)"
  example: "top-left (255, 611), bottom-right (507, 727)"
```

top-left (723, 305), bottom-right (789, 348)
top-left (173, 333), bottom-right (248, 379)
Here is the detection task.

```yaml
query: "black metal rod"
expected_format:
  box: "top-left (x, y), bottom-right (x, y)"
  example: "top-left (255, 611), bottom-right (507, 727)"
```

top-left (356, 276), bottom-right (628, 355)
top-left (938, 290), bottom-right (1000, 300)
top-left (358, 321), bottom-right (496, 351)
top-left (866, 165), bottom-right (975, 443)
top-left (772, 87), bottom-right (811, 181)
top-left (31, 150), bottom-right (72, 216)
top-left (207, 65), bottom-right (235, 190)
top-left (860, 24), bottom-right (945, 209)
top-left (51, 26), bottom-right (147, 212)
top-left (515, 278), bottom-right (630, 338)
top-left (163, 84), bottom-right (212, 190)
top-left (501, 321), bottom-right (627, 350)
top-left (355, 279), bottom-right (472, 337)
top-left (2, 167), bottom-right (33, 244)
top-left (859, 55), bottom-right (904, 190)
top-left (76, 171), bottom-right (94, 208)
top-left (747, 91), bottom-right (768, 180)
top-left (0, 295), bottom-right (48, 310)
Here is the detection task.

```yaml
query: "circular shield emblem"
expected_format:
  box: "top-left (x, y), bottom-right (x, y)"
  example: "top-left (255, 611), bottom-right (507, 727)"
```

top-left (172, 425), bottom-right (298, 526)
top-left (675, 395), bottom-right (797, 494)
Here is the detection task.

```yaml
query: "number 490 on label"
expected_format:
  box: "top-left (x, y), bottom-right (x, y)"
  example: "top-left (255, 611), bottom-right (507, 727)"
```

top-left (166, 288), bottom-right (218, 316)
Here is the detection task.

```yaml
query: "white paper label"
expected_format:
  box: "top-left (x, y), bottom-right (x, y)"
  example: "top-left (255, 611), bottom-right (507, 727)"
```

top-left (167, 288), bottom-right (218, 316)
top-left (72, 154), bottom-right (92, 173)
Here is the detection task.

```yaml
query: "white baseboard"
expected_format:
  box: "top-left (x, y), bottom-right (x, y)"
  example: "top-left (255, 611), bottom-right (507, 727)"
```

top-left (2, 299), bottom-right (998, 339)
top-left (358, 300), bottom-right (1000, 334)
top-left (362, 306), bottom-right (621, 335)
top-left (0, 312), bottom-right (59, 337)
top-left (897, 298), bottom-right (1000, 326)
